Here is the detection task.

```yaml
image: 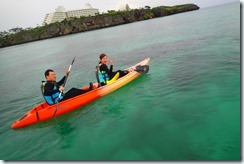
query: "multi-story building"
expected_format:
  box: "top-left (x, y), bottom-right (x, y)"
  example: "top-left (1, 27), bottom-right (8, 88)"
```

top-left (43, 4), bottom-right (99, 25)
top-left (67, 3), bottom-right (98, 18)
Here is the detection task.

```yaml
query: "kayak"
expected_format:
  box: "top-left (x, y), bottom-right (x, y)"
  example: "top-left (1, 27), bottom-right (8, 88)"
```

top-left (11, 58), bottom-right (150, 129)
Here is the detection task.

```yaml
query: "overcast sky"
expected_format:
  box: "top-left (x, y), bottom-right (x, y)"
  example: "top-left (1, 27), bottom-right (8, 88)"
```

top-left (0, 0), bottom-right (239, 32)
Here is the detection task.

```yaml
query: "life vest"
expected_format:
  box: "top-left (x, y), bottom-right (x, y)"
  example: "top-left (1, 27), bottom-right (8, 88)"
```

top-left (96, 65), bottom-right (110, 84)
top-left (41, 81), bottom-right (63, 105)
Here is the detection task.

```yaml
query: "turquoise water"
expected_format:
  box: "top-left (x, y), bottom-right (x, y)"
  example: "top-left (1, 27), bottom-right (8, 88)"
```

top-left (0, 2), bottom-right (240, 160)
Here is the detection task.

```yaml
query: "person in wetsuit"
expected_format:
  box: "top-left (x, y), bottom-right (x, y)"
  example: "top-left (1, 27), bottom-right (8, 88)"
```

top-left (97, 53), bottom-right (129, 86)
top-left (42, 69), bottom-right (93, 105)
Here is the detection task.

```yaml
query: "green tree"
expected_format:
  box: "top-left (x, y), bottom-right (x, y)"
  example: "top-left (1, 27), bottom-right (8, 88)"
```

top-left (145, 6), bottom-right (151, 9)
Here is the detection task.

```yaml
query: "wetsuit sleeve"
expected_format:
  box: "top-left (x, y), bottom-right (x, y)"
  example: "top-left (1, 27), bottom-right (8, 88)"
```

top-left (57, 76), bottom-right (66, 86)
top-left (44, 82), bottom-right (59, 96)
top-left (110, 65), bottom-right (113, 72)
top-left (100, 64), bottom-right (111, 74)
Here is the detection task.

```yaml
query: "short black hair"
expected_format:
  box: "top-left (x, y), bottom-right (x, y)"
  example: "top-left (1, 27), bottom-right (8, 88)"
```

top-left (45, 69), bottom-right (54, 77)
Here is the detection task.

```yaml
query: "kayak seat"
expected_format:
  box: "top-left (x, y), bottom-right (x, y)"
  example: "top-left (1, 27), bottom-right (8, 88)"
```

top-left (106, 72), bottom-right (119, 84)
top-left (40, 81), bottom-right (53, 105)
top-left (95, 66), bottom-right (101, 87)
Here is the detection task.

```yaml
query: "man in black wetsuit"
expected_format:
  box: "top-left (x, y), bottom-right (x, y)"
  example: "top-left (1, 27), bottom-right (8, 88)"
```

top-left (42, 69), bottom-right (93, 105)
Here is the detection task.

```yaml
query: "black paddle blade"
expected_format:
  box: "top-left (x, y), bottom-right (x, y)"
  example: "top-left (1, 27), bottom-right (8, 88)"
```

top-left (71, 57), bottom-right (75, 65)
top-left (135, 65), bottom-right (149, 74)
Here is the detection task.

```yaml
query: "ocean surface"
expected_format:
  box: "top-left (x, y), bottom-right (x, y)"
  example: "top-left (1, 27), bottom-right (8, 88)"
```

top-left (0, 2), bottom-right (240, 160)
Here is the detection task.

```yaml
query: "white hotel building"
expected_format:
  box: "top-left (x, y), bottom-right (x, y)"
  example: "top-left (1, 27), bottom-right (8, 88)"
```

top-left (43, 4), bottom-right (99, 25)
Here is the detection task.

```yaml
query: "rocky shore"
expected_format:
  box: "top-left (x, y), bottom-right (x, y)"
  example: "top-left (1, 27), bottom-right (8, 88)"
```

top-left (0, 4), bottom-right (199, 48)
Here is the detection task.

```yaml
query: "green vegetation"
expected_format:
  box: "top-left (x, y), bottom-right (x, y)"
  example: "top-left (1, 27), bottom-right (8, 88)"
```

top-left (152, 4), bottom-right (197, 12)
top-left (143, 12), bottom-right (154, 19)
top-left (106, 10), bottom-right (129, 15)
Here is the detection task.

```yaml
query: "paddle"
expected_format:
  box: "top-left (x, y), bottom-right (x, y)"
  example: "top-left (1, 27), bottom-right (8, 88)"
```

top-left (53, 57), bottom-right (75, 117)
top-left (134, 65), bottom-right (149, 74)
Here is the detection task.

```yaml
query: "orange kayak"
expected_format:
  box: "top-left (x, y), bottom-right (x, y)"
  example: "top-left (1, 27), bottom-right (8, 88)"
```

top-left (11, 58), bottom-right (150, 129)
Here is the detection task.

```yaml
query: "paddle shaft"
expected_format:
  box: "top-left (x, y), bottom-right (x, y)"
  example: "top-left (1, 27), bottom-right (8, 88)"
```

top-left (53, 57), bottom-right (75, 118)
top-left (58, 57), bottom-right (75, 99)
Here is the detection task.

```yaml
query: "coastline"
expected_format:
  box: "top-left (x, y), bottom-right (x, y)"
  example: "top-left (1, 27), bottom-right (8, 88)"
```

top-left (0, 4), bottom-right (199, 48)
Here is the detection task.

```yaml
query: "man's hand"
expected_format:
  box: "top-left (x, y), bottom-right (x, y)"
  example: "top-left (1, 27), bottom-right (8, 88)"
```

top-left (59, 86), bottom-right (65, 92)
top-left (65, 70), bottom-right (70, 77)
